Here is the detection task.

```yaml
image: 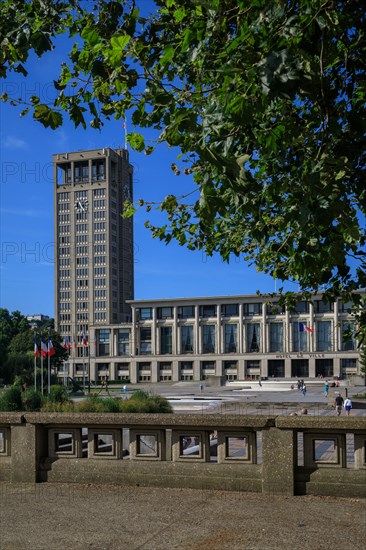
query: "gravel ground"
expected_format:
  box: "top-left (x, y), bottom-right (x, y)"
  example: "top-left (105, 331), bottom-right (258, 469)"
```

top-left (0, 483), bottom-right (365, 550)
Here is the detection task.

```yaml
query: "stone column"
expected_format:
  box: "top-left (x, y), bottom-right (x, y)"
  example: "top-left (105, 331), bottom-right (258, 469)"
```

top-left (261, 426), bottom-right (295, 496)
top-left (11, 424), bottom-right (47, 483)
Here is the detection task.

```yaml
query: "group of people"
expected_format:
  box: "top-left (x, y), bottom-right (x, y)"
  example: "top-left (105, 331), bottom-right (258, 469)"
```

top-left (334, 394), bottom-right (352, 416)
top-left (296, 379), bottom-right (306, 396)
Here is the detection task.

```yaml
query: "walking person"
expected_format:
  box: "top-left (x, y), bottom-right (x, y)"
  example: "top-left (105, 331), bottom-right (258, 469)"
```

top-left (344, 396), bottom-right (352, 416)
top-left (334, 394), bottom-right (344, 416)
top-left (324, 382), bottom-right (329, 397)
top-left (301, 383), bottom-right (306, 396)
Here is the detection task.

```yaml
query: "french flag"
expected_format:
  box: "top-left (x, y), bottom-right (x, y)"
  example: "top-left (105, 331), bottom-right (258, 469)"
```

top-left (48, 337), bottom-right (56, 357)
top-left (299, 323), bottom-right (313, 333)
top-left (63, 336), bottom-right (71, 351)
top-left (82, 332), bottom-right (88, 346)
top-left (41, 337), bottom-right (48, 357)
top-left (34, 336), bottom-right (39, 358)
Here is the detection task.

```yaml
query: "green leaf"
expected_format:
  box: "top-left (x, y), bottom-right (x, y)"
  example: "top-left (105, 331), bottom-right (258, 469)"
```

top-left (127, 132), bottom-right (145, 152)
top-left (33, 105), bottom-right (63, 129)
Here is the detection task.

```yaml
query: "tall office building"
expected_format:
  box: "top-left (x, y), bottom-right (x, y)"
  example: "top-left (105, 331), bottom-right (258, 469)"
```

top-left (53, 148), bottom-right (134, 358)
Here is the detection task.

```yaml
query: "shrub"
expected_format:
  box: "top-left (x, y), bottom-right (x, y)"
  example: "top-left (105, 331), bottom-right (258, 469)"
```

top-left (49, 384), bottom-right (69, 403)
top-left (0, 386), bottom-right (23, 411)
top-left (41, 401), bottom-right (75, 412)
top-left (22, 389), bottom-right (43, 411)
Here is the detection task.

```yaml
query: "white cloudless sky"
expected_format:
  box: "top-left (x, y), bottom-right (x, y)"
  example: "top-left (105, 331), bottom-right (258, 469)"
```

top-left (0, 25), bottom-right (300, 318)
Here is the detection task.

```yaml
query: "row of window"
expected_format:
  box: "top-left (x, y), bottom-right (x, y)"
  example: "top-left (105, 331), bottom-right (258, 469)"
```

top-left (94, 321), bottom-right (356, 357)
top-left (57, 161), bottom-right (106, 184)
top-left (137, 301), bottom-right (355, 321)
top-left (68, 358), bottom-right (357, 380)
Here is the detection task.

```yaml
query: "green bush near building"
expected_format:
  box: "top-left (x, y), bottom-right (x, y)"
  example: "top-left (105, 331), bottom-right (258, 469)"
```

top-left (0, 385), bottom-right (172, 413)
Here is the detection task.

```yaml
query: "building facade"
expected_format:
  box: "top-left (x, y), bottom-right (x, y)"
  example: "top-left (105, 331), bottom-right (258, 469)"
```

top-left (53, 148), bottom-right (134, 361)
top-left (59, 294), bottom-right (362, 384)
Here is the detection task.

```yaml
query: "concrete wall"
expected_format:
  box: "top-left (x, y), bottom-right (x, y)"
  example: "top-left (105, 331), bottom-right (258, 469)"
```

top-left (0, 413), bottom-right (365, 498)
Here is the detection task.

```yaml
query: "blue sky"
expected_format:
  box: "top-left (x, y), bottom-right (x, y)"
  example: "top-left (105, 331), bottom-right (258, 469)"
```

top-left (0, 27), bottom-right (298, 318)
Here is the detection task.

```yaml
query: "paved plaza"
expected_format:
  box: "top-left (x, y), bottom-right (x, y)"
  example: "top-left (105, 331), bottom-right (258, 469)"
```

top-left (119, 379), bottom-right (366, 416)
top-left (0, 482), bottom-right (365, 550)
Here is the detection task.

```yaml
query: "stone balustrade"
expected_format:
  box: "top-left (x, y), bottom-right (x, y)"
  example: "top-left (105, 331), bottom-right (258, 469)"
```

top-left (0, 413), bottom-right (365, 498)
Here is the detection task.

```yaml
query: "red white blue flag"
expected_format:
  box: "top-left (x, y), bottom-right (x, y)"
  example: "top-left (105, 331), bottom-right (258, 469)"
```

top-left (299, 322), bottom-right (313, 333)
top-left (34, 336), bottom-right (39, 358)
top-left (82, 332), bottom-right (88, 346)
top-left (48, 337), bottom-right (56, 357)
top-left (41, 337), bottom-right (48, 357)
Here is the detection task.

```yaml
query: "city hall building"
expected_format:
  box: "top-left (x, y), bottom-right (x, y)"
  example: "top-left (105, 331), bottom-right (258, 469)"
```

top-left (53, 148), bottom-right (363, 385)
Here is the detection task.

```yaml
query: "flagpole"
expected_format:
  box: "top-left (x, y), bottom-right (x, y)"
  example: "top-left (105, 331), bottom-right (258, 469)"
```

top-left (41, 353), bottom-right (44, 395)
top-left (47, 332), bottom-right (51, 395)
top-left (34, 347), bottom-right (37, 392)
top-left (82, 333), bottom-right (86, 394)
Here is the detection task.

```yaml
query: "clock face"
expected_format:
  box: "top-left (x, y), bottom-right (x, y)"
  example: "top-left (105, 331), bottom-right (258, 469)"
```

top-left (74, 199), bottom-right (88, 212)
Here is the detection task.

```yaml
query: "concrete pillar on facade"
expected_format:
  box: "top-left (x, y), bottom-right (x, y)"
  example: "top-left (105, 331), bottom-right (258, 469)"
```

top-left (193, 359), bottom-right (201, 381)
top-left (309, 302), bottom-right (314, 352)
top-left (239, 303), bottom-right (244, 353)
top-left (285, 310), bottom-right (291, 353)
top-left (334, 300), bottom-right (339, 352)
top-left (130, 360), bottom-right (138, 384)
top-left (238, 358), bottom-right (245, 380)
top-left (152, 308), bottom-right (157, 355)
top-left (173, 307), bottom-right (178, 355)
top-left (151, 360), bottom-right (158, 383)
top-left (333, 356), bottom-right (341, 378)
top-left (217, 308), bottom-right (222, 354)
top-left (262, 359), bottom-right (269, 379)
top-left (308, 358), bottom-right (316, 378)
top-left (195, 306), bottom-right (200, 354)
top-left (216, 359), bottom-right (224, 378)
top-left (285, 358), bottom-right (292, 378)
top-left (262, 303), bottom-right (267, 353)
top-left (172, 360), bottom-right (179, 382)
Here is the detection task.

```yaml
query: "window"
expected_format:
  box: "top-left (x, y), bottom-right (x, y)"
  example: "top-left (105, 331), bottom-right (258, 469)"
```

top-left (293, 301), bottom-right (309, 314)
top-left (118, 330), bottom-right (130, 356)
top-left (140, 327), bottom-right (152, 355)
top-left (243, 303), bottom-right (262, 316)
top-left (269, 323), bottom-right (283, 352)
top-left (315, 300), bottom-right (334, 313)
top-left (341, 321), bottom-right (356, 351)
top-left (98, 329), bottom-right (110, 356)
top-left (177, 305), bottom-right (195, 318)
top-left (56, 163), bottom-right (72, 185)
top-left (160, 326), bottom-right (172, 354)
top-left (74, 161), bottom-right (89, 182)
top-left (291, 359), bottom-right (309, 378)
top-left (181, 325), bottom-right (193, 353)
top-left (202, 325), bottom-right (215, 353)
top-left (316, 321), bottom-right (332, 351)
top-left (157, 307), bottom-right (173, 319)
top-left (92, 159), bottom-right (105, 181)
top-left (224, 324), bottom-right (237, 353)
top-left (199, 305), bottom-right (216, 318)
top-left (292, 322), bottom-right (308, 352)
top-left (221, 304), bottom-right (239, 317)
top-left (247, 323), bottom-right (260, 352)
top-left (137, 307), bottom-right (153, 321)
top-left (268, 359), bottom-right (285, 377)
top-left (267, 302), bottom-right (285, 315)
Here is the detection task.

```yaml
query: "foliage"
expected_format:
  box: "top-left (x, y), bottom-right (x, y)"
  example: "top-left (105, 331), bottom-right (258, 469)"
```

top-left (0, 309), bottom-right (30, 366)
top-left (22, 389), bottom-right (43, 411)
top-left (0, 308), bottom-right (67, 385)
top-left (48, 384), bottom-right (69, 403)
top-left (0, 386), bottom-right (23, 411)
top-left (1, 1), bottom-right (365, 328)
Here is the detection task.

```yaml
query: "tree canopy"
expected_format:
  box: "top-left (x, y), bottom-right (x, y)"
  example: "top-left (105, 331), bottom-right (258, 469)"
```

top-left (1, 1), bottom-right (365, 317)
